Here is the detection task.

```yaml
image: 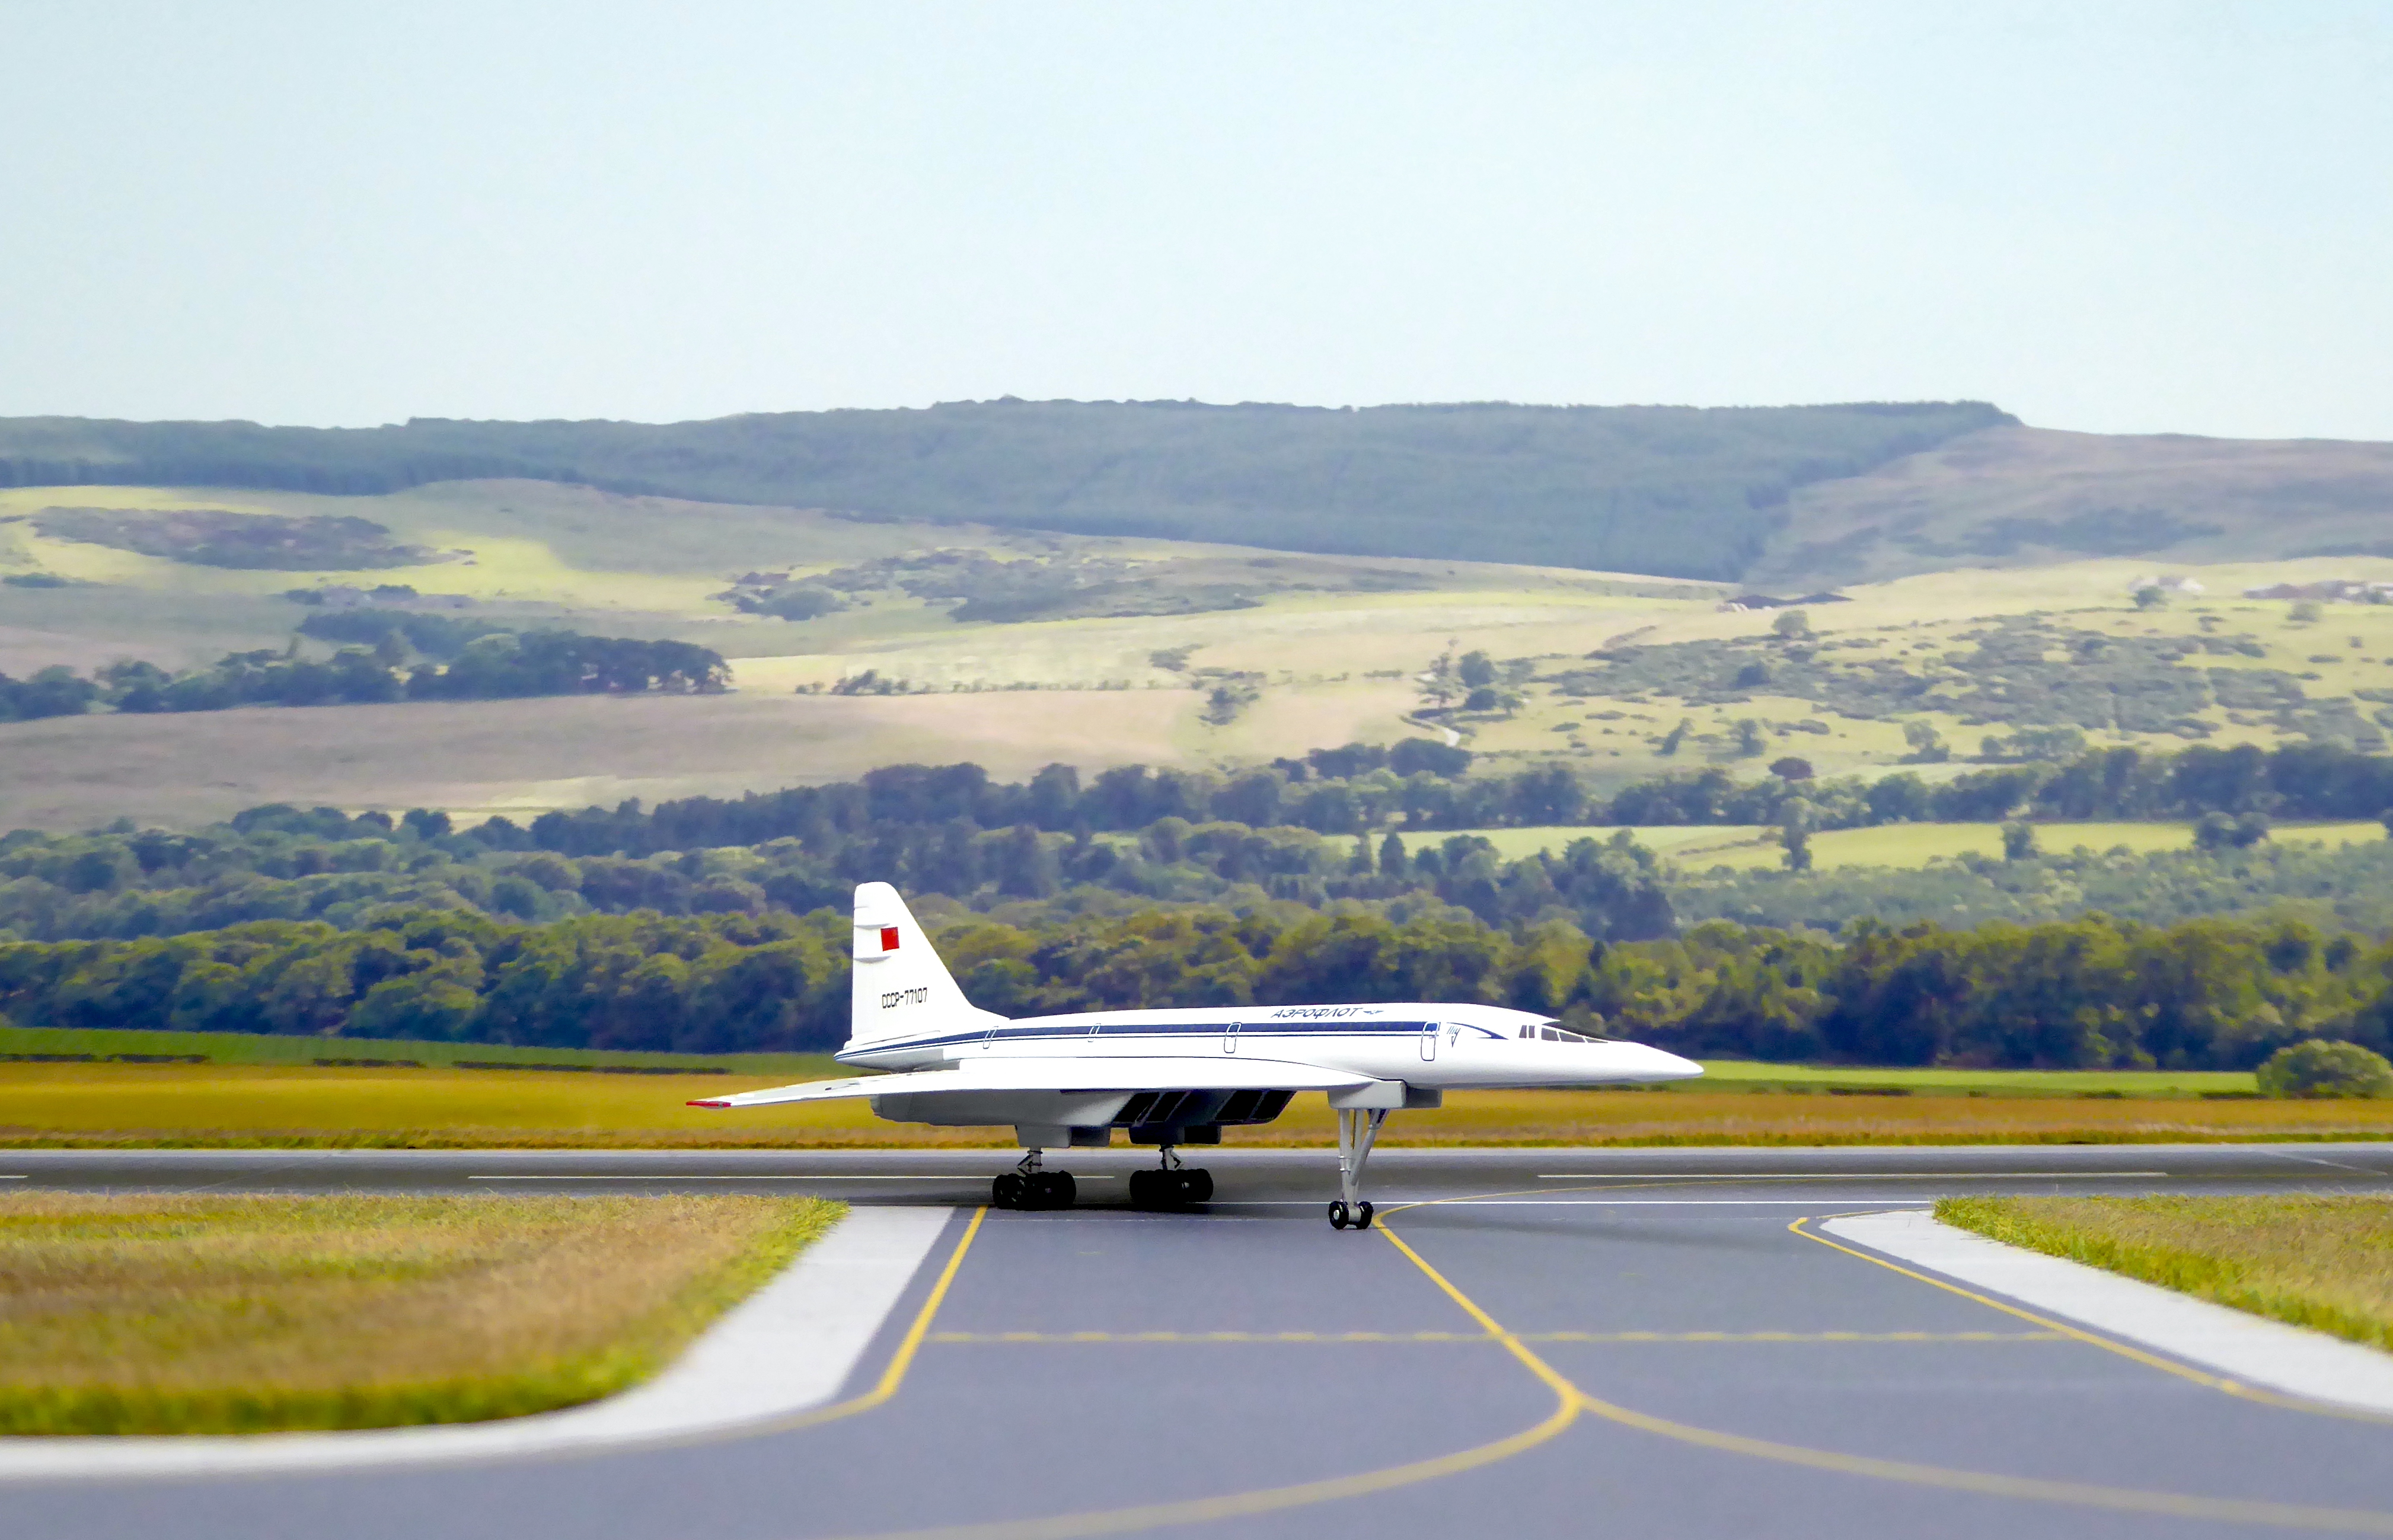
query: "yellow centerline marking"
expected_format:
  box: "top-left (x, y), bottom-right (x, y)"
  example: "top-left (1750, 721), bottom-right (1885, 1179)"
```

top-left (803, 1210), bottom-right (1581, 1540)
top-left (1791, 1214), bottom-right (2393, 1427)
top-left (757, 1191), bottom-right (2393, 1538)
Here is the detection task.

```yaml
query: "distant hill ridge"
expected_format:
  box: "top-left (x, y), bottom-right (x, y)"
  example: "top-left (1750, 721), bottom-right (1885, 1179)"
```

top-left (0, 400), bottom-right (2013, 582)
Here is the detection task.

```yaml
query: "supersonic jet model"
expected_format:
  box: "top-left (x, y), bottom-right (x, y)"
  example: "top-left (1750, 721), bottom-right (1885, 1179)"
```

top-left (693, 883), bottom-right (1702, 1229)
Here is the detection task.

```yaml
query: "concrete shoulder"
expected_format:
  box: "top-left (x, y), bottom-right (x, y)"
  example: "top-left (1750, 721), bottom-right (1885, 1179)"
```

top-left (0, 1205), bottom-right (953, 1483)
top-left (1824, 1209), bottom-right (2393, 1417)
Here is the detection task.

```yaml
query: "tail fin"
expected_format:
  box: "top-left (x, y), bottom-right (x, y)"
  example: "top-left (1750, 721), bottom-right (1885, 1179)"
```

top-left (846, 882), bottom-right (999, 1050)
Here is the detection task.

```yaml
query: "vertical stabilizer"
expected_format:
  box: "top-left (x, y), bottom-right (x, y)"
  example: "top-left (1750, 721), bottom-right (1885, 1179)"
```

top-left (847, 882), bottom-right (997, 1050)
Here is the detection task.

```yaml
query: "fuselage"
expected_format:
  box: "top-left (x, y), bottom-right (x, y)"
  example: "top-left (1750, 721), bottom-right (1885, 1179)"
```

top-left (835, 1001), bottom-right (1702, 1091)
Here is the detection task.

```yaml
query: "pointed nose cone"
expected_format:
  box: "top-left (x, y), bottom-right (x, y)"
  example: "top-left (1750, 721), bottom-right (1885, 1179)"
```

top-left (1642, 1047), bottom-right (1705, 1082)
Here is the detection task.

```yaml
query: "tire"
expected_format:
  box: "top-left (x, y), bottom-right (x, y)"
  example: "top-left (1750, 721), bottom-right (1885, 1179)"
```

top-left (1356, 1200), bottom-right (1375, 1229)
top-left (993, 1173), bottom-right (1025, 1209)
top-left (1328, 1200), bottom-right (1350, 1230)
top-left (1046, 1172), bottom-right (1077, 1207)
top-left (1128, 1170), bottom-right (1157, 1207)
top-left (1184, 1169), bottom-right (1214, 1204)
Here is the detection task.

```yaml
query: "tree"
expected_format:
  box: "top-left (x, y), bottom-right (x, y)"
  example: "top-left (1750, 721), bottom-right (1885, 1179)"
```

top-left (1733, 719), bottom-right (1766, 758)
top-left (2194, 810), bottom-right (2269, 851)
top-left (1772, 609), bottom-right (1811, 640)
top-left (1769, 756), bottom-right (1814, 782)
top-left (1657, 718), bottom-right (1692, 757)
top-left (2001, 821), bottom-right (2037, 861)
top-left (1457, 650), bottom-right (1497, 689)
top-left (2133, 586), bottom-right (2168, 611)
top-left (2256, 1039), bottom-right (2393, 1098)
top-left (1901, 720), bottom-right (1950, 763)
top-left (1780, 798), bottom-right (1814, 871)
top-left (2289, 600), bottom-right (2324, 625)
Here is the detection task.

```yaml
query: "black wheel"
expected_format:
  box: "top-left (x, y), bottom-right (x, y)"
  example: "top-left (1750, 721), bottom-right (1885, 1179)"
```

top-left (1183, 1169), bottom-right (1214, 1203)
top-left (1356, 1200), bottom-right (1375, 1229)
top-left (993, 1173), bottom-right (1025, 1209)
top-left (1041, 1172), bottom-right (1076, 1207)
top-left (1127, 1170), bottom-right (1156, 1207)
top-left (1328, 1200), bottom-right (1350, 1230)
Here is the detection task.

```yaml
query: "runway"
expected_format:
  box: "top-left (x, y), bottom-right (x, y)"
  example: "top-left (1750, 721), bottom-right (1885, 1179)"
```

top-left (11, 1143), bottom-right (2393, 1539)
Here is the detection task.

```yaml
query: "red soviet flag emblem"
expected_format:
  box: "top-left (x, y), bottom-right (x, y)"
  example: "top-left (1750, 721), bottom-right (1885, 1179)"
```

top-left (880, 926), bottom-right (901, 952)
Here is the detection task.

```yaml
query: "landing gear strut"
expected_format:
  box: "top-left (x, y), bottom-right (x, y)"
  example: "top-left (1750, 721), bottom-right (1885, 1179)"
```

top-left (992, 1149), bottom-right (1076, 1210)
top-left (1327, 1108), bottom-right (1386, 1230)
top-left (1127, 1144), bottom-right (1213, 1208)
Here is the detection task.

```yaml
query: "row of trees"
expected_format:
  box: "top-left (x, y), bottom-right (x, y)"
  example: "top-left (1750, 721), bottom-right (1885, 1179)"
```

top-left (0, 902), bottom-right (2381, 1069)
top-left (0, 631), bottom-right (729, 719)
top-left (490, 743), bottom-right (2393, 861)
top-left (0, 803), bottom-right (1678, 948)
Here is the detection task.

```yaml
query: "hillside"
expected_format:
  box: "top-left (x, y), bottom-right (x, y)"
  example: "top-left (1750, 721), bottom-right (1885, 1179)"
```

top-left (0, 400), bottom-right (2011, 582)
top-left (1756, 426), bottom-right (2393, 587)
top-left (9, 468), bottom-right (2393, 828)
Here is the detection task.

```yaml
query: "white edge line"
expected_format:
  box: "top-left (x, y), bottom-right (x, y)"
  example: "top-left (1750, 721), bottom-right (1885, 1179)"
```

top-left (468, 1174), bottom-right (1121, 1183)
top-left (0, 1205), bottom-right (953, 1482)
top-left (1231, 1199), bottom-right (1938, 1207)
top-left (1535, 1172), bottom-right (2171, 1180)
top-left (1823, 1210), bottom-right (2393, 1417)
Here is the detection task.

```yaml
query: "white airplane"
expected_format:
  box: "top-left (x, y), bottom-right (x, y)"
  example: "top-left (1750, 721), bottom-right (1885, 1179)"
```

top-left (693, 883), bottom-right (1703, 1228)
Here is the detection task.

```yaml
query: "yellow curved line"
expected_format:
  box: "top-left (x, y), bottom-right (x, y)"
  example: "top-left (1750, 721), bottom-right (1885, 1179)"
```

top-left (811, 1392), bottom-right (1577, 1540)
top-left (1381, 1210), bottom-right (2393, 1533)
top-left (1568, 1386), bottom-right (2393, 1533)
top-left (1789, 1215), bottom-right (2393, 1428)
top-left (604, 1204), bottom-right (990, 1459)
top-left (749, 1204), bottom-right (990, 1435)
top-left (798, 1215), bottom-right (1581, 1540)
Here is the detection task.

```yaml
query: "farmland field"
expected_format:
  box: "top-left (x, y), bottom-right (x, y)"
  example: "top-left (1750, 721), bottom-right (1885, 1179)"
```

top-left (1394, 820), bottom-right (2388, 871)
top-left (13, 474), bottom-right (2393, 829)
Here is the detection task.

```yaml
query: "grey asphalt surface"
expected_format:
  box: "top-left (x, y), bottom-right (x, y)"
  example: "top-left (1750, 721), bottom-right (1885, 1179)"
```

top-left (11, 1143), bottom-right (2393, 1540)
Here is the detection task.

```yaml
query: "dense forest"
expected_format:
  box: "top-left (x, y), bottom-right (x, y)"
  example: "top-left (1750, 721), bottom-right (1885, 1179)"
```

top-left (0, 900), bottom-right (2382, 1072)
top-left (0, 400), bottom-right (2014, 580)
top-left (0, 629), bottom-right (726, 721)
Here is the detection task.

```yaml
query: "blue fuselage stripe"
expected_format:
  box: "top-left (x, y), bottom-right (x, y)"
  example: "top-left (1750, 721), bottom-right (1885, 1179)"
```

top-left (890, 1022), bottom-right (1436, 1053)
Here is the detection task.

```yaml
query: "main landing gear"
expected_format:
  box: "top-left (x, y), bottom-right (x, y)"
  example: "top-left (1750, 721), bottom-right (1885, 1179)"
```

top-left (992, 1150), bottom-right (1076, 1210)
top-left (1328, 1107), bottom-right (1387, 1231)
top-left (1128, 1145), bottom-right (1213, 1209)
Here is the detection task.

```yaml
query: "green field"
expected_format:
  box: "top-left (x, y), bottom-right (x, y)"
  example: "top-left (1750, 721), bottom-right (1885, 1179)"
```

top-left (1692, 1060), bottom-right (2256, 1096)
top-left (1396, 820), bottom-right (2387, 871)
top-left (11, 1059), bottom-right (2391, 1150)
top-left (0, 1023), bottom-right (837, 1078)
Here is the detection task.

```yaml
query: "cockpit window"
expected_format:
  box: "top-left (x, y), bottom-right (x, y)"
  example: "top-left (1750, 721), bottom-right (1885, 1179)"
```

top-left (1527, 1021), bottom-right (1613, 1044)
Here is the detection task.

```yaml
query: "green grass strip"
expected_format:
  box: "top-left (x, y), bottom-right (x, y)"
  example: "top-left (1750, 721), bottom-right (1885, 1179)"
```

top-left (0, 1197), bottom-right (844, 1436)
top-left (1938, 1195), bottom-right (2393, 1356)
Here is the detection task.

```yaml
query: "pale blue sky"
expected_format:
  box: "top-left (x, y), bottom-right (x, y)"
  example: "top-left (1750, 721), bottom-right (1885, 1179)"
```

top-left (4, 2), bottom-right (2388, 438)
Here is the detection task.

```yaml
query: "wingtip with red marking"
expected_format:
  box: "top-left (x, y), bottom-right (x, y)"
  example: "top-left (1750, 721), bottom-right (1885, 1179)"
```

top-left (687, 1098), bottom-right (732, 1108)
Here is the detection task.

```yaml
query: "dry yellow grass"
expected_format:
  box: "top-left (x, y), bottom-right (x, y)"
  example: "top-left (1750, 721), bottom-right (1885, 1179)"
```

top-left (0, 1193), bottom-right (839, 1433)
top-left (8, 1064), bottom-right (2393, 1149)
top-left (1936, 1195), bottom-right (2393, 1353)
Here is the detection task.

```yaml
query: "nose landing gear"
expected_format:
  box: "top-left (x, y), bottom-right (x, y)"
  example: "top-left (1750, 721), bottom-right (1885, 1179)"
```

top-left (1328, 1107), bottom-right (1388, 1231)
top-left (991, 1151), bottom-right (1076, 1210)
top-left (1127, 1145), bottom-right (1213, 1208)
